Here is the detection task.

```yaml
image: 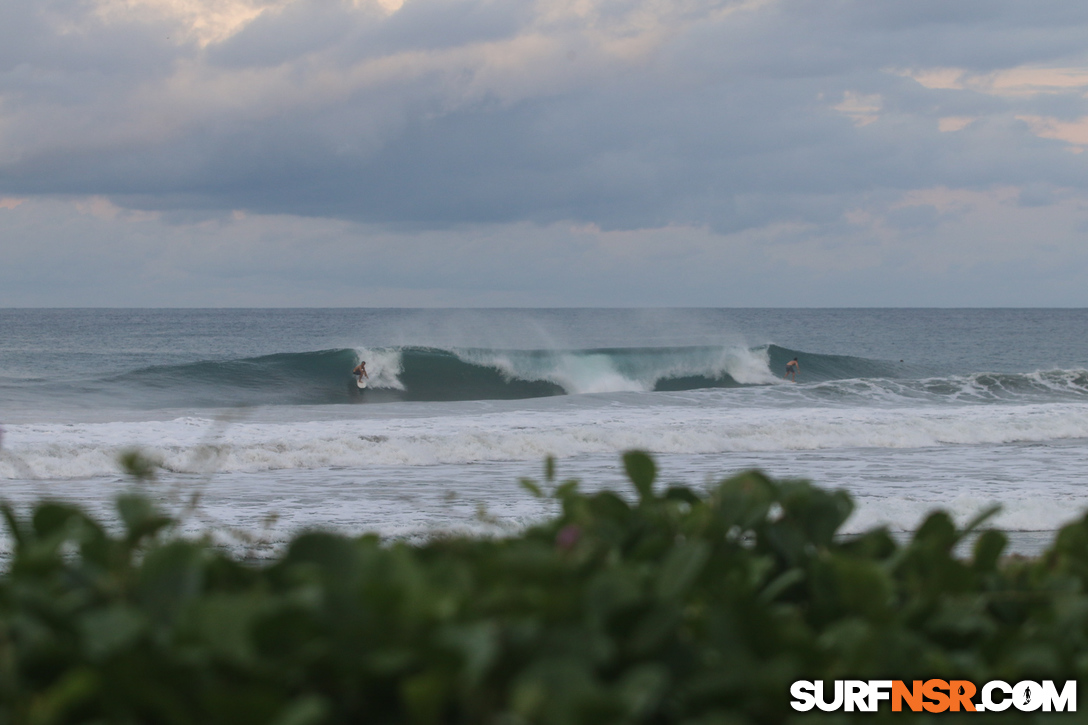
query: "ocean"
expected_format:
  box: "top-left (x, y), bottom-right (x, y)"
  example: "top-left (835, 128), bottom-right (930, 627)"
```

top-left (1, 308), bottom-right (1087, 558)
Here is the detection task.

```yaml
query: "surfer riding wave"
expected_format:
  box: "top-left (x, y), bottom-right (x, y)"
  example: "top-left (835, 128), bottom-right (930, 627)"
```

top-left (353, 361), bottom-right (369, 388)
top-left (785, 357), bottom-right (799, 381)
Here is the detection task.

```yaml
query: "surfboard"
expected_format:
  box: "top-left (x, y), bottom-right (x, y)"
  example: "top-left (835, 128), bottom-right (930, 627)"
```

top-left (356, 378), bottom-right (368, 389)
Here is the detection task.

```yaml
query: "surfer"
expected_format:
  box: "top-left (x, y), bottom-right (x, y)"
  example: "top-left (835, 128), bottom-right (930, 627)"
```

top-left (353, 361), bottom-right (369, 381)
top-left (784, 357), bottom-right (799, 381)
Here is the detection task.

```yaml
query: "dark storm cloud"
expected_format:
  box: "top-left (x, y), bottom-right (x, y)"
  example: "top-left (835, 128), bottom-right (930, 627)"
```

top-left (3, 0), bottom-right (1088, 235)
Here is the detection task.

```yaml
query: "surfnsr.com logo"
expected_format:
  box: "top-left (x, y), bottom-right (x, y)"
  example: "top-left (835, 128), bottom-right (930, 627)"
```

top-left (790, 680), bottom-right (1076, 713)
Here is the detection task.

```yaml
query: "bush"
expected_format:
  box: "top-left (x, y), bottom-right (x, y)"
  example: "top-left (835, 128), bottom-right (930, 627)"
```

top-left (1, 452), bottom-right (1086, 724)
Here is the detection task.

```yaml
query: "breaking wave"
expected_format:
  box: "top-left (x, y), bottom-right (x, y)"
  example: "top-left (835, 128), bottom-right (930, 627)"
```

top-left (19, 343), bottom-right (1088, 409)
top-left (5, 400), bottom-right (1088, 480)
top-left (94, 344), bottom-right (791, 406)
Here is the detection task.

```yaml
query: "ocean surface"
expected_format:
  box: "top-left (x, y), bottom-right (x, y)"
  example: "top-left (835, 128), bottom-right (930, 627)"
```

top-left (2, 308), bottom-right (1087, 559)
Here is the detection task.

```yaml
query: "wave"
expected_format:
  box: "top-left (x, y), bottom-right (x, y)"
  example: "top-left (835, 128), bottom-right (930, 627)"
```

top-left (788, 368), bottom-right (1088, 407)
top-left (765, 344), bottom-right (908, 381)
top-left (107, 349), bottom-right (362, 406)
top-left (5, 400), bottom-right (1088, 480)
top-left (94, 344), bottom-right (790, 406)
top-left (53, 344), bottom-right (1088, 408)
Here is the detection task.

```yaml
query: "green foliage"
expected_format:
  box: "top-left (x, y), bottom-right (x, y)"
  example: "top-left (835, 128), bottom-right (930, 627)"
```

top-left (2, 450), bottom-right (1088, 723)
top-left (117, 449), bottom-right (162, 483)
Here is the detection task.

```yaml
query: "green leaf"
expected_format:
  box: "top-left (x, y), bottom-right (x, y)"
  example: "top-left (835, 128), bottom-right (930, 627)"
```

top-left (758, 568), bottom-right (805, 604)
top-left (779, 481), bottom-right (854, 547)
top-left (117, 494), bottom-right (173, 545)
top-left (912, 511), bottom-right (957, 553)
top-left (623, 450), bottom-right (657, 503)
top-left (118, 448), bottom-right (161, 481)
top-left (184, 593), bottom-right (267, 665)
top-left (269, 696), bottom-right (330, 725)
top-left (664, 486), bottom-right (700, 505)
top-left (26, 668), bottom-right (99, 725)
top-left (628, 606), bottom-right (681, 655)
top-left (553, 479), bottom-right (580, 501)
top-left (615, 664), bottom-right (669, 718)
top-left (31, 503), bottom-right (84, 539)
top-left (0, 501), bottom-right (24, 547)
top-left (962, 503), bottom-right (1002, 538)
top-left (830, 555), bottom-right (894, 620)
top-left (401, 670), bottom-right (451, 725)
top-left (972, 529), bottom-right (1007, 573)
top-left (79, 605), bottom-right (146, 662)
top-left (440, 622), bottom-right (499, 688)
top-left (519, 478), bottom-right (544, 498)
top-left (715, 470), bottom-right (776, 530)
top-left (137, 542), bottom-right (205, 626)
top-left (656, 540), bottom-right (709, 600)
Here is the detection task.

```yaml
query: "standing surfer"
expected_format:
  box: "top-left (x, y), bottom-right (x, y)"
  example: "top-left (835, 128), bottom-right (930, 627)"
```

top-left (353, 361), bottom-right (369, 382)
top-left (784, 357), bottom-right (799, 381)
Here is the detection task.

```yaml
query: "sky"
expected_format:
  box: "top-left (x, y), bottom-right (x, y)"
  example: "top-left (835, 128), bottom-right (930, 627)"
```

top-left (3, 0), bottom-right (1088, 306)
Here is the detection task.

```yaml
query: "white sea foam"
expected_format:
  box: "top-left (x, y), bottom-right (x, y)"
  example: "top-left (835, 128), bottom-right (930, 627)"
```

top-left (544, 353), bottom-right (646, 394)
top-left (2, 445), bottom-right (1086, 560)
top-left (714, 346), bottom-right (779, 385)
top-left (4, 400), bottom-right (1088, 480)
top-left (458, 344), bottom-right (778, 393)
top-left (352, 347), bottom-right (406, 389)
top-left (342, 343), bottom-right (781, 397)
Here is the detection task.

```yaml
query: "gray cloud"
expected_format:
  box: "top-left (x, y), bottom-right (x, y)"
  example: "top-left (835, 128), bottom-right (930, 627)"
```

top-left (3, 0), bottom-right (1088, 305)
top-left (3, 1), bottom-right (1088, 229)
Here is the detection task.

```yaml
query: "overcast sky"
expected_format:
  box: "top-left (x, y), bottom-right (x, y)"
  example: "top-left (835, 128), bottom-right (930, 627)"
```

top-left (2, 0), bottom-right (1088, 306)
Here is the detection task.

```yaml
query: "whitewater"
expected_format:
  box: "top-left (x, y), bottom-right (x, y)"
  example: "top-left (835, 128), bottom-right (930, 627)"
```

top-left (1, 308), bottom-right (1087, 558)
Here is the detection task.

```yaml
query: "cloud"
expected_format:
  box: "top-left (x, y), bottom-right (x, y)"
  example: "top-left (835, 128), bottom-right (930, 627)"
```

top-left (901, 65), bottom-right (1088, 97)
top-left (3, 0), bottom-right (1088, 304)
top-left (93, 0), bottom-right (298, 46)
top-left (3, 187), bottom-right (1088, 307)
top-left (1016, 115), bottom-right (1088, 149)
top-left (834, 91), bottom-right (883, 127)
